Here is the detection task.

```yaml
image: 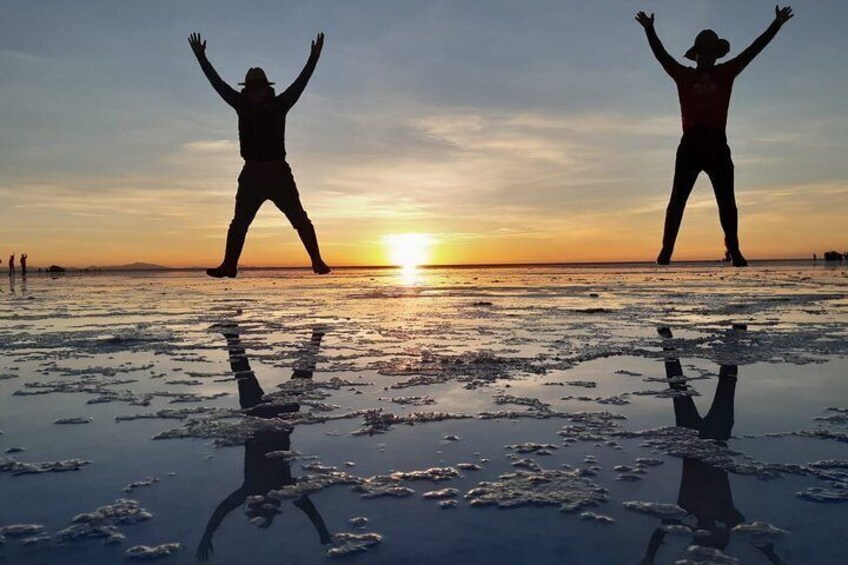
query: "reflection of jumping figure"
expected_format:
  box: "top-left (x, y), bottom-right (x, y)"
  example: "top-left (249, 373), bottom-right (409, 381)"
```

top-left (638, 327), bottom-right (786, 565)
top-left (197, 324), bottom-right (331, 561)
top-left (636, 7), bottom-right (794, 267)
top-left (188, 32), bottom-right (331, 278)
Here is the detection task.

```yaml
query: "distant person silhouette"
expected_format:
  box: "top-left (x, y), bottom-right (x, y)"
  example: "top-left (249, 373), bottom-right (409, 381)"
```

top-left (197, 323), bottom-right (331, 561)
top-left (189, 32), bottom-right (331, 278)
top-left (20, 253), bottom-right (27, 277)
top-left (7, 254), bottom-right (14, 276)
top-left (636, 7), bottom-right (794, 267)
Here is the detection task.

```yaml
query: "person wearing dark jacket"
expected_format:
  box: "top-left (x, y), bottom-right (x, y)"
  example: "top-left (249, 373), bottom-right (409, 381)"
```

top-left (636, 7), bottom-right (794, 267)
top-left (189, 32), bottom-right (331, 278)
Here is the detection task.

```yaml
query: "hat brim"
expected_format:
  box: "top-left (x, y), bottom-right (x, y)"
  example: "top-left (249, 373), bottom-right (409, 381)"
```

top-left (238, 81), bottom-right (275, 86)
top-left (685, 39), bottom-right (730, 61)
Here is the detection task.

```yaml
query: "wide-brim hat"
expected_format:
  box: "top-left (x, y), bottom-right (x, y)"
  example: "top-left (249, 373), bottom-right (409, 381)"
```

top-left (685, 29), bottom-right (730, 61)
top-left (238, 67), bottom-right (275, 86)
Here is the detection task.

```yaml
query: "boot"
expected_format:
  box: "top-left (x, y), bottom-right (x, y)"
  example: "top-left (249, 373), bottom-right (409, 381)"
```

top-left (207, 224), bottom-right (246, 278)
top-left (296, 224), bottom-right (331, 274)
top-left (724, 237), bottom-right (747, 267)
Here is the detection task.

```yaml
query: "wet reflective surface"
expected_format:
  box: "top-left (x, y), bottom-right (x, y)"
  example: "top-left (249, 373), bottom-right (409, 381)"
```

top-left (1, 264), bottom-right (847, 564)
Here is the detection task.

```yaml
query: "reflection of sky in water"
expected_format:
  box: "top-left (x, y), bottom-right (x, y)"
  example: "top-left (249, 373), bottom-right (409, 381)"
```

top-left (0, 264), bottom-right (847, 564)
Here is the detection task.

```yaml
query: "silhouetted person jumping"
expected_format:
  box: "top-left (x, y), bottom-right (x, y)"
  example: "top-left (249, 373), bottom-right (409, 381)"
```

top-left (189, 32), bottom-right (331, 278)
top-left (636, 7), bottom-right (794, 267)
top-left (7, 254), bottom-right (14, 276)
top-left (20, 253), bottom-right (27, 277)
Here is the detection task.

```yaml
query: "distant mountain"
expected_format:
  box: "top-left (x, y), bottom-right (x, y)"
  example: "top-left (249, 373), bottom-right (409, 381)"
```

top-left (84, 262), bottom-right (171, 271)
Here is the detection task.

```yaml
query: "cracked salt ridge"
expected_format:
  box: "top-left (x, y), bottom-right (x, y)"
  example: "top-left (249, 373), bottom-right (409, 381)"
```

top-left (151, 416), bottom-right (312, 447)
top-left (13, 378), bottom-right (227, 406)
top-left (464, 467), bottom-right (607, 512)
top-left (123, 477), bottom-right (160, 493)
top-left (354, 467), bottom-right (461, 498)
top-left (115, 407), bottom-right (232, 422)
top-left (348, 516), bottom-right (368, 528)
top-left (326, 532), bottom-right (383, 558)
top-left (614, 427), bottom-right (848, 496)
top-left (0, 524), bottom-right (46, 537)
top-left (561, 394), bottom-right (630, 405)
top-left (422, 488), bottom-right (459, 499)
top-left (675, 545), bottom-right (740, 565)
top-left (579, 511), bottom-right (615, 524)
top-left (265, 450), bottom-right (301, 460)
top-left (631, 388), bottom-right (700, 399)
top-left (54, 417), bottom-right (93, 425)
top-left (163, 379), bottom-right (202, 386)
top-left (566, 381), bottom-right (597, 388)
top-left (493, 394), bottom-right (550, 410)
top-left (506, 442), bottom-right (557, 455)
top-left (731, 521), bottom-right (790, 543)
top-left (57, 499), bottom-right (151, 544)
top-left (378, 350), bottom-right (547, 390)
top-left (265, 466), bottom-right (462, 503)
top-left (378, 395), bottom-right (436, 406)
top-left (352, 410), bottom-right (473, 436)
top-left (0, 457), bottom-right (90, 475)
top-left (125, 543), bottom-right (181, 560)
top-left (623, 500), bottom-right (688, 520)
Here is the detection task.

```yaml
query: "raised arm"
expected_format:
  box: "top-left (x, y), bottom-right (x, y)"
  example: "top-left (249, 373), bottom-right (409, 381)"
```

top-left (726, 6), bottom-right (793, 74)
top-left (277, 33), bottom-right (324, 109)
top-left (188, 32), bottom-right (239, 108)
top-left (636, 12), bottom-right (685, 78)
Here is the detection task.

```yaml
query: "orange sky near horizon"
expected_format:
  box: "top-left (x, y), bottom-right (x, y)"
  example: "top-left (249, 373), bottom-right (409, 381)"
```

top-left (1, 1), bottom-right (846, 269)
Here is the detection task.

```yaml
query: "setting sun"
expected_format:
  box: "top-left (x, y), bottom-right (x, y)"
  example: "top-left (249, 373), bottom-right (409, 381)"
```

top-left (385, 233), bottom-right (433, 268)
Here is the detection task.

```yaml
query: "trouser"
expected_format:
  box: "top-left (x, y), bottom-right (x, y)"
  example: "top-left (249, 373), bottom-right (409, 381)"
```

top-left (672, 365), bottom-right (737, 441)
top-left (662, 127), bottom-right (739, 252)
top-left (219, 160), bottom-right (316, 268)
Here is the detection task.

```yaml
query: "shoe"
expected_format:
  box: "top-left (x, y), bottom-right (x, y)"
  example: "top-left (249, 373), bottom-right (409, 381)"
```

top-left (206, 265), bottom-right (237, 278)
top-left (312, 261), bottom-right (331, 275)
top-left (728, 249), bottom-right (748, 267)
top-left (656, 248), bottom-right (672, 265)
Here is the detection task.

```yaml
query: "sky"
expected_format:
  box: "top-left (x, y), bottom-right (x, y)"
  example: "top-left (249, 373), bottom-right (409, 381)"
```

top-left (1, 0), bottom-right (846, 268)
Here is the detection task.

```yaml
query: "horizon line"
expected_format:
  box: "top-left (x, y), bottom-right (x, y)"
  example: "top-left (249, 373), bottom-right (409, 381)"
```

top-left (22, 257), bottom-right (832, 273)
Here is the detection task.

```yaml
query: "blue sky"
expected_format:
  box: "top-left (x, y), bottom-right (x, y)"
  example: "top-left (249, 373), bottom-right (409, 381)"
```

top-left (1, 0), bottom-right (846, 266)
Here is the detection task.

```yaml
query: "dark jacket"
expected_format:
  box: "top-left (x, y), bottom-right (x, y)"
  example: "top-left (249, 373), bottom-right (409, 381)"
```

top-left (195, 51), bottom-right (319, 161)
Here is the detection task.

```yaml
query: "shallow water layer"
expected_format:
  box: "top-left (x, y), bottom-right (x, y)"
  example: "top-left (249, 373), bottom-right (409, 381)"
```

top-left (1, 263), bottom-right (847, 564)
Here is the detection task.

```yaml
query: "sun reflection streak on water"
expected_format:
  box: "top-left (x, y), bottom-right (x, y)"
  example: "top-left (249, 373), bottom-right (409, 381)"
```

top-left (397, 264), bottom-right (421, 285)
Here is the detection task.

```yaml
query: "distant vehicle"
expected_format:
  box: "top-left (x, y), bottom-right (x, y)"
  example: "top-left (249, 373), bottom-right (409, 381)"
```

top-left (823, 251), bottom-right (845, 262)
top-left (46, 265), bottom-right (66, 273)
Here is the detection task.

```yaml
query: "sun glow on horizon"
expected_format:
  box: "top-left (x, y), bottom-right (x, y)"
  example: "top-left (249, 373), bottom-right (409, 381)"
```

top-left (385, 233), bottom-right (434, 270)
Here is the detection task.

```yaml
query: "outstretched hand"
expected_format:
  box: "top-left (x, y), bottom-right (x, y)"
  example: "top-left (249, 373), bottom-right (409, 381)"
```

top-left (188, 32), bottom-right (206, 56)
top-left (774, 5), bottom-right (794, 25)
top-left (311, 32), bottom-right (325, 57)
top-left (635, 11), bottom-right (655, 29)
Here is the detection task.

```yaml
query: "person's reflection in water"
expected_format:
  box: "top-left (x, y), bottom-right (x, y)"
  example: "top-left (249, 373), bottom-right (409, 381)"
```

top-left (197, 323), bottom-right (332, 561)
top-left (639, 327), bottom-right (785, 565)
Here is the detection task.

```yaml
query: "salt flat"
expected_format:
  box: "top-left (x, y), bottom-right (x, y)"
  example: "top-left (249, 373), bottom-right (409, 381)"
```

top-left (1, 264), bottom-right (847, 564)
